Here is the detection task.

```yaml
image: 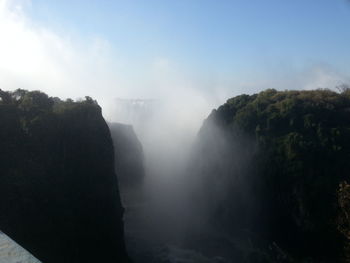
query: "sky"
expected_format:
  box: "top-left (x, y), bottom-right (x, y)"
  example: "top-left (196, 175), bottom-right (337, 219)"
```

top-left (1, 0), bottom-right (350, 121)
top-left (28, 0), bottom-right (350, 70)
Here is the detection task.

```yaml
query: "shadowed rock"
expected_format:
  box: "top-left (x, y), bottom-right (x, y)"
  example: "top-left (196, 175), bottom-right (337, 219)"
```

top-left (109, 122), bottom-right (144, 188)
top-left (0, 90), bottom-right (130, 263)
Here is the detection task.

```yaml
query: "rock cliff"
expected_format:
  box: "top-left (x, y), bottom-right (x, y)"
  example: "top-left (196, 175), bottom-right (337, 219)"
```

top-left (190, 89), bottom-right (350, 262)
top-left (0, 89), bottom-right (130, 263)
top-left (109, 122), bottom-right (144, 188)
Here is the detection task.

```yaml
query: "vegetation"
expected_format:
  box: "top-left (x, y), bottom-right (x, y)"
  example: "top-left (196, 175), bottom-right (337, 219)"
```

top-left (0, 89), bottom-right (129, 263)
top-left (193, 88), bottom-right (350, 262)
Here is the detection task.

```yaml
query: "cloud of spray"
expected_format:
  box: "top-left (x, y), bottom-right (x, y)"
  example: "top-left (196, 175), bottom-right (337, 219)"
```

top-left (0, 0), bottom-right (220, 149)
top-left (1, 0), bottom-right (349, 126)
top-left (0, 0), bottom-right (120, 99)
top-left (1, 0), bottom-right (349, 227)
top-left (2, 1), bottom-right (350, 260)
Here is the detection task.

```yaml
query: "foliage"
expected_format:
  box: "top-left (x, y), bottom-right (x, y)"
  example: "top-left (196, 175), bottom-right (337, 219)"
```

top-left (194, 88), bottom-right (350, 262)
top-left (0, 89), bottom-right (129, 262)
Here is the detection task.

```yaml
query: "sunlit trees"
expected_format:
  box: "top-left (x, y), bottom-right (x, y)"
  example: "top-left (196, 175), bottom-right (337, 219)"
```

top-left (192, 88), bottom-right (350, 262)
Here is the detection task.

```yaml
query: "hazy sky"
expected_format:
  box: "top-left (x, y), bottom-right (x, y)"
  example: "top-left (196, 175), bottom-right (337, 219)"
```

top-left (1, 0), bottom-right (350, 120)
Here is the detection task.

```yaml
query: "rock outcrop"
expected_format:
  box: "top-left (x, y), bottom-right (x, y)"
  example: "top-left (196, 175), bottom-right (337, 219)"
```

top-left (190, 89), bottom-right (350, 262)
top-left (109, 122), bottom-right (144, 188)
top-left (0, 90), bottom-right (130, 263)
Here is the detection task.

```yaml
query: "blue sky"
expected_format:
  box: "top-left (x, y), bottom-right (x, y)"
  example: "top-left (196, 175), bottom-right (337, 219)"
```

top-left (1, 0), bottom-right (350, 123)
top-left (26, 0), bottom-right (350, 76)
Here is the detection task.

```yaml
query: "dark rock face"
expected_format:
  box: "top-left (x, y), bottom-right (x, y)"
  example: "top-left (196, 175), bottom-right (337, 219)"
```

top-left (190, 89), bottom-right (350, 262)
top-left (109, 122), bottom-right (144, 188)
top-left (0, 90), bottom-right (130, 263)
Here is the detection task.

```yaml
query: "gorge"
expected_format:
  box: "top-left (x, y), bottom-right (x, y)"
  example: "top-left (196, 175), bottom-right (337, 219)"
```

top-left (1, 88), bottom-right (350, 263)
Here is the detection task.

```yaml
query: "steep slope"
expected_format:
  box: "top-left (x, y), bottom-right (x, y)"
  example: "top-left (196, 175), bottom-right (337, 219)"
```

top-left (0, 90), bottom-right (129, 263)
top-left (109, 122), bottom-right (144, 188)
top-left (190, 89), bottom-right (350, 262)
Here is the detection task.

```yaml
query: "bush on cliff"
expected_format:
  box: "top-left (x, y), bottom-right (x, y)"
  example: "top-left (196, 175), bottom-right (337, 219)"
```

top-left (192, 88), bottom-right (350, 262)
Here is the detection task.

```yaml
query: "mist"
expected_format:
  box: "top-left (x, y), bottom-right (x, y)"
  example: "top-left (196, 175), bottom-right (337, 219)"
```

top-left (2, 0), bottom-right (350, 262)
top-left (1, 0), bottom-right (349, 117)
